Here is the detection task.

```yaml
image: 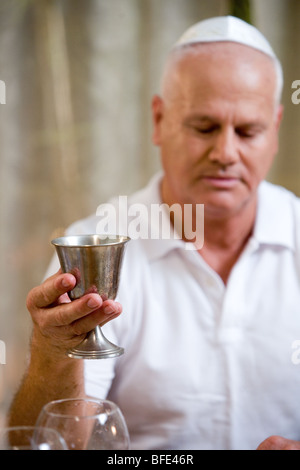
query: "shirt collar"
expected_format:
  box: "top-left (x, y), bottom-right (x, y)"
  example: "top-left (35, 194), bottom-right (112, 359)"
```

top-left (133, 172), bottom-right (187, 262)
top-left (252, 181), bottom-right (295, 251)
top-left (135, 174), bottom-right (296, 262)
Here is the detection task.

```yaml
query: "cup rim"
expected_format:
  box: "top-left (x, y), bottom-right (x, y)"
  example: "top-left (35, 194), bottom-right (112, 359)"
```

top-left (51, 234), bottom-right (130, 248)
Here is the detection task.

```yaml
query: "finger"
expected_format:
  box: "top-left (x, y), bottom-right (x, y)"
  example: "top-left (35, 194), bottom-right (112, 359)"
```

top-left (57, 292), bottom-right (72, 305)
top-left (100, 300), bottom-right (122, 327)
top-left (27, 271), bottom-right (76, 310)
top-left (50, 293), bottom-right (104, 326)
top-left (257, 435), bottom-right (300, 450)
top-left (70, 300), bottom-right (122, 335)
top-left (102, 300), bottom-right (122, 316)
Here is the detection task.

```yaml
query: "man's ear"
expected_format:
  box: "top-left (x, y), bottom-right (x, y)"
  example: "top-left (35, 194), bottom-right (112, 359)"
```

top-left (275, 104), bottom-right (284, 132)
top-left (271, 104), bottom-right (284, 157)
top-left (151, 95), bottom-right (164, 146)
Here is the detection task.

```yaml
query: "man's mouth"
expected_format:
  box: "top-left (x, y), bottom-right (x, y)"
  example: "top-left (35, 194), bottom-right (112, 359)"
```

top-left (200, 173), bottom-right (240, 189)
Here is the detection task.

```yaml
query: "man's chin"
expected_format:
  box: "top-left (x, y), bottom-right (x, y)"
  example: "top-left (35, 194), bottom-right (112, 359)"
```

top-left (194, 190), bottom-right (253, 219)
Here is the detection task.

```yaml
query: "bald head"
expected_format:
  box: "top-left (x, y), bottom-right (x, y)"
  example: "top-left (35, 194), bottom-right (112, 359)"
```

top-left (160, 41), bottom-right (282, 111)
top-left (164, 16), bottom-right (283, 106)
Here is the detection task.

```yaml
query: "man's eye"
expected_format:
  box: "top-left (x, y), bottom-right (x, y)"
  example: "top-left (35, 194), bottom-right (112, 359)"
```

top-left (236, 128), bottom-right (261, 138)
top-left (193, 126), bottom-right (217, 134)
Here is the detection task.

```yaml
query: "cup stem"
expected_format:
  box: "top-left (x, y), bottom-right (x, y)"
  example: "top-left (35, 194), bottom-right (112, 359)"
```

top-left (67, 326), bottom-right (124, 359)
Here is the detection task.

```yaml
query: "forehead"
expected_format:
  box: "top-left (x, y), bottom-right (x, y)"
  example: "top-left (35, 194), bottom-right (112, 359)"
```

top-left (163, 42), bottom-right (277, 108)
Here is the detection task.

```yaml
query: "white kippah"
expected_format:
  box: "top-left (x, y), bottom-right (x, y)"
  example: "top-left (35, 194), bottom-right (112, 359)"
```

top-left (174, 16), bottom-right (277, 60)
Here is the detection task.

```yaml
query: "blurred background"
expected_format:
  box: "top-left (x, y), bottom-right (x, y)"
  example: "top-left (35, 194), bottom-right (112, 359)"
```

top-left (1, 0), bottom-right (300, 423)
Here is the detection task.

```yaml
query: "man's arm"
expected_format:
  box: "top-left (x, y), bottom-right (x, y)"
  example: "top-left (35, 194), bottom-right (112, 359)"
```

top-left (8, 270), bottom-right (122, 427)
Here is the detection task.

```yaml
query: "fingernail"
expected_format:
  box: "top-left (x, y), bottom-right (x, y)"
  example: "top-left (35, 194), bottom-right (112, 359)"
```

top-left (87, 297), bottom-right (101, 309)
top-left (104, 305), bottom-right (115, 315)
top-left (62, 278), bottom-right (72, 288)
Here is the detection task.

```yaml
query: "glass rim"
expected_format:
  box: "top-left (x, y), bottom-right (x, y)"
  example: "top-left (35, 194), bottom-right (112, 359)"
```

top-left (0, 425), bottom-right (63, 433)
top-left (40, 397), bottom-right (120, 420)
top-left (0, 425), bottom-right (68, 449)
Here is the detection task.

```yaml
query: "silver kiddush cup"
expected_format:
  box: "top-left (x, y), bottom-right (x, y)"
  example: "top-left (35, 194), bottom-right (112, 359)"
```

top-left (51, 234), bottom-right (130, 359)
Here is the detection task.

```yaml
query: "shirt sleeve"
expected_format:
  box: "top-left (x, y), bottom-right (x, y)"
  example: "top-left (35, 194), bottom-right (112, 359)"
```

top-left (84, 354), bottom-right (117, 399)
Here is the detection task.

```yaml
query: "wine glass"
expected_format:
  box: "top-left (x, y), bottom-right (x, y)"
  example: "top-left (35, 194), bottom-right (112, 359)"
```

top-left (35, 398), bottom-right (130, 450)
top-left (51, 234), bottom-right (130, 359)
top-left (0, 425), bottom-right (67, 450)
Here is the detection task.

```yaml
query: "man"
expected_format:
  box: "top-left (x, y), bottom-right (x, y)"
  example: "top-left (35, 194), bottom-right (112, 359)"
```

top-left (8, 16), bottom-right (300, 450)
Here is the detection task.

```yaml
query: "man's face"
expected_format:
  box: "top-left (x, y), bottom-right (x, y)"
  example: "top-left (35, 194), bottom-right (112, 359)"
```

top-left (152, 43), bottom-right (283, 220)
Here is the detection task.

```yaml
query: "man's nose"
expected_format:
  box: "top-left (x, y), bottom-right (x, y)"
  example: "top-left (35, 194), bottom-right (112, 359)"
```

top-left (208, 128), bottom-right (240, 166)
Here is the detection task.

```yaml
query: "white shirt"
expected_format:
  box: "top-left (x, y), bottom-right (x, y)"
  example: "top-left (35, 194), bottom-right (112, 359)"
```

top-left (46, 172), bottom-right (300, 450)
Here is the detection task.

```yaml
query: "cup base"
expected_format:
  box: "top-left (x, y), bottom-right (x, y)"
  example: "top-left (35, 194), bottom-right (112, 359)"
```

top-left (66, 326), bottom-right (124, 360)
top-left (67, 346), bottom-right (124, 360)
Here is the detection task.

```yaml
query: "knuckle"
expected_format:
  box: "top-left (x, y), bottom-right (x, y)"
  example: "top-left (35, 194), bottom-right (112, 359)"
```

top-left (40, 283), bottom-right (54, 306)
top-left (37, 314), bottom-right (49, 332)
top-left (266, 435), bottom-right (283, 447)
top-left (26, 290), bottom-right (34, 312)
top-left (54, 304), bottom-right (70, 326)
top-left (55, 299), bottom-right (83, 327)
top-left (30, 307), bottom-right (48, 332)
top-left (26, 284), bottom-right (40, 307)
top-left (262, 435), bottom-right (299, 450)
top-left (70, 321), bottom-right (83, 337)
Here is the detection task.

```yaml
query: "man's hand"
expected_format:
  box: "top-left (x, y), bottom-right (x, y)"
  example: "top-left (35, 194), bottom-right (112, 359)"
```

top-left (27, 269), bottom-right (122, 356)
top-left (8, 268), bottom-right (123, 428)
top-left (257, 435), bottom-right (300, 450)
